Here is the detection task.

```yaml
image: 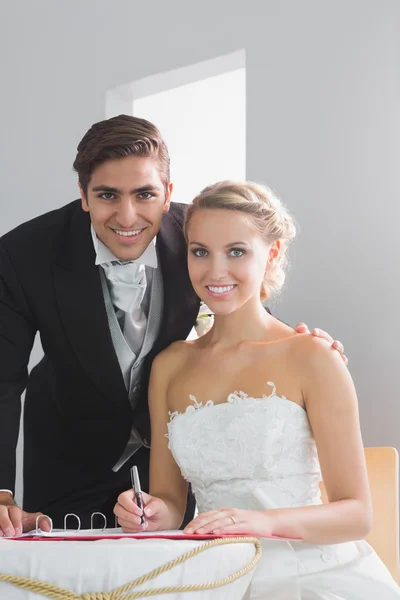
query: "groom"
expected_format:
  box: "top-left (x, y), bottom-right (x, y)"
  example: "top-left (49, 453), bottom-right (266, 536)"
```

top-left (0, 115), bottom-right (346, 537)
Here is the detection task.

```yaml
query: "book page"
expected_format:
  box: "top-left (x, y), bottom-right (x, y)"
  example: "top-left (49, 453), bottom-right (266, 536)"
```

top-left (7, 528), bottom-right (186, 539)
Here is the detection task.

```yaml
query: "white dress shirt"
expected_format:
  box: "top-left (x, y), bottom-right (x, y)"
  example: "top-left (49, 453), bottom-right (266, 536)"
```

top-left (91, 226), bottom-right (157, 358)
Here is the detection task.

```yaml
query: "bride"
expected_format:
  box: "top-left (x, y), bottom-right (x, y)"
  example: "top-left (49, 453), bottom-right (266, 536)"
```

top-left (114, 181), bottom-right (400, 598)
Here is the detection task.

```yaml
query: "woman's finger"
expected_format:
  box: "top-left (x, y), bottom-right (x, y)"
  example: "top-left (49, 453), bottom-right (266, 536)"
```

top-left (114, 502), bottom-right (142, 523)
top-left (184, 510), bottom-right (225, 533)
top-left (196, 513), bottom-right (239, 534)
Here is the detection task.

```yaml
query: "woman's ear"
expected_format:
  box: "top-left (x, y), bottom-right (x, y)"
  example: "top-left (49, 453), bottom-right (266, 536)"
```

top-left (267, 240), bottom-right (281, 267)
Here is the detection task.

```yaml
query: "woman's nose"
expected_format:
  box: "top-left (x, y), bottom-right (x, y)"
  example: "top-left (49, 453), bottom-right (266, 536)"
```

top-left (208, 258), bottom-right (229, 281)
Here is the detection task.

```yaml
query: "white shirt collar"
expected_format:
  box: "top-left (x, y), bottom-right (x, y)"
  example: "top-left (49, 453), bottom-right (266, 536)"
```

top-left (90, 225), bottom-right (158, 268)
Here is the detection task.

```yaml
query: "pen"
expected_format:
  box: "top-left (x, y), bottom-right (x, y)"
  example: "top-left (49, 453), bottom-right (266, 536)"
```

top-left (130, 465), bottom-right (145, 528)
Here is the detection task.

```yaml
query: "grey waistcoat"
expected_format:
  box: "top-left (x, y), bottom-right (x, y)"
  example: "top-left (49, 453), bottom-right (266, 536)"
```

top-left (99, 264), bottom-right (164, 471)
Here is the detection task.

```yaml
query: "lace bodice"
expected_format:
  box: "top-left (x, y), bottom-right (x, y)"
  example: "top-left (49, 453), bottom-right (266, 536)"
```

top-left (167, 383), bottom-right (322, 513)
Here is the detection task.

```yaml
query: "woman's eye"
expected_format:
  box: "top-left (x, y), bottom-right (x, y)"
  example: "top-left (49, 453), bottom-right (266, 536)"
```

top-left (192, 248), bottom-right (208, 257)
top-left (229, 248), bottom-right (245, 257)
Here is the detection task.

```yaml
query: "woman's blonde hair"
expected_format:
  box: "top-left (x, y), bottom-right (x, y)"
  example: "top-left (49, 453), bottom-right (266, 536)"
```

top-left (184, 181), bottom-right (296, 300)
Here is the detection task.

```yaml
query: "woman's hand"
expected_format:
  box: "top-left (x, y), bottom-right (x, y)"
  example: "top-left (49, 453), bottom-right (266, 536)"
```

top-left (114, 490), bottom-right (170, 532)
top-left (184, 507), bottom-right (274, 537)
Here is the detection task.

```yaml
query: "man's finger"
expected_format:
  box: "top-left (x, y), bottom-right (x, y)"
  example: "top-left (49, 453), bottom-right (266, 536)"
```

top-left (295, 322), bottom-right (310, 333)
top-left (311, 328), bottom-right (333, 344)
top-left (0, 506), bottom-right (15, 537)
top-left (8, 506), bottom-right (23, 536)
top-left (332, 340), bottom-right (344, 354)
top-left (22, 512), bottom-right (52, 533)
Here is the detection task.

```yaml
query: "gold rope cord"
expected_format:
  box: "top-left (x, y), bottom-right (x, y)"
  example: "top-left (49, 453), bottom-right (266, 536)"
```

top-left (0, 536), bottom-right (261, 599)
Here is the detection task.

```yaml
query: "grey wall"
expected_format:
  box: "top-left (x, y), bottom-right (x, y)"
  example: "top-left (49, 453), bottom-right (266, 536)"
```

top-left (1, 0), bottom-right (399, 504)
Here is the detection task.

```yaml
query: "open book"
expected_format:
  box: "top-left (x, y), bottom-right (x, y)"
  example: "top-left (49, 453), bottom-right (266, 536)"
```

top-left (6, 527), bottom-right (301, 542)
top-left (6, 528), bottom-right (186, 540)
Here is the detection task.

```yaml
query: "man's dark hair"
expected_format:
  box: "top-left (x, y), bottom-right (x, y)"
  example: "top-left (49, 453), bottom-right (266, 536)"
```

top-left (73, 114), bottom-right (170, 193)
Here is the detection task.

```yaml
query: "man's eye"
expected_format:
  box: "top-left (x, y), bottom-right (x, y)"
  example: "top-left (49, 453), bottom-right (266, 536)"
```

top-left (98, 193), bottom-right (116, 200)
top-left (192, 248), bottom-right (208, 257)
top-left (138, 192), bottom-right (154, 200)
top-left (229, 248), bottom-right (245, 257)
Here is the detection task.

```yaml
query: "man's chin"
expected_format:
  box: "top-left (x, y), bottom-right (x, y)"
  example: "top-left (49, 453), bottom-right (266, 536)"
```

top-left (107, 238), bottom-right (149, 260)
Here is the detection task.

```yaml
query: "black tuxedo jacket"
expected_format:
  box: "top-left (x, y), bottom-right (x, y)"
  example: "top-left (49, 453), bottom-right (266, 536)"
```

top-left (0, 200), bottom-right (200, 525)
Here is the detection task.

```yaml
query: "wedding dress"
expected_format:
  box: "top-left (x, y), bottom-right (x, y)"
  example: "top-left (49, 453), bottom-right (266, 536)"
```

top-left (167, 383), bottom-right (400, 599)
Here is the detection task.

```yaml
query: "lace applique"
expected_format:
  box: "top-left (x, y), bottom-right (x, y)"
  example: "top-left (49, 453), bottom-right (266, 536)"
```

top-left (168, 394), bottom-right (215, 422)
top-left (263, 381), bottom-right (287, 400)
top-left (169, 381), bottom-right (285, 421)
top-left (227, 381), bottom-right (288, 404)
top-left (226, 390), bottom-right (249, 403)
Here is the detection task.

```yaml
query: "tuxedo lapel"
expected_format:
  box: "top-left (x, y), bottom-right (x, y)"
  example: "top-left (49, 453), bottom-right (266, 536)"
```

top-left (53, 207), bottom-right (129, 409)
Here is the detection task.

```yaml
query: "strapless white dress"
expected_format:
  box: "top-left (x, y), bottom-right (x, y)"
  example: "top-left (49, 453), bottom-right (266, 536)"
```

top-left (167, 383), bottom-right (400, 599)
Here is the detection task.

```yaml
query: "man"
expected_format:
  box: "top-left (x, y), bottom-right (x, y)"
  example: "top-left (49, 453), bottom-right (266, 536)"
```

top-left (0, 115), bottom-right (346, 537)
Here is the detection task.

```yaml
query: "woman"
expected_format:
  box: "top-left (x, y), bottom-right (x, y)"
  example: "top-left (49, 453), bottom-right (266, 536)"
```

top-left (115, 181), bottom-right (400, 598)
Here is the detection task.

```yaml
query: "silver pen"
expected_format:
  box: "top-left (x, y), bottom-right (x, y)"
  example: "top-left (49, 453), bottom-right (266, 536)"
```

top-left (130, 465), bottom-right (145, 528)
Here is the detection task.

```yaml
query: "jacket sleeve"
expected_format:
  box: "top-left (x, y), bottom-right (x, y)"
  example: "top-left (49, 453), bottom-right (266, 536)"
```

top-left (0, 241), bottom-right (36, 494)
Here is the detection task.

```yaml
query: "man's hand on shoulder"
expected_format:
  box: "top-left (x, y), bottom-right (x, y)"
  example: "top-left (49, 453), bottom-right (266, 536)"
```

top-left (295, 322), bottom-right (348, 366)
top-left (0, 492), bottom-right (51, 537)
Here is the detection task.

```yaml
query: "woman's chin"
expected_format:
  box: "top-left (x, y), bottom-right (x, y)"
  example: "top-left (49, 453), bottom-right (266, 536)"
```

top-left (203, 302), bottom-right (238, 317)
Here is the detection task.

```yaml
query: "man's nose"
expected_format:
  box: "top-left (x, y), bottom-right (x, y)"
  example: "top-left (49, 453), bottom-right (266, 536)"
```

top-left (116, 199), bottom-right (137, 227)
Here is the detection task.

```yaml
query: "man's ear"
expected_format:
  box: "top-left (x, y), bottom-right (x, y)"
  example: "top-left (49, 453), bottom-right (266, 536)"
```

top-left (79, 183), bottom-right (89, 213)
top-left (163, 183), bottom-right (173, 213)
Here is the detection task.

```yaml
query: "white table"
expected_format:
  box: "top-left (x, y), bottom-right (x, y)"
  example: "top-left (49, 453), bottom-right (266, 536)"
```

top-left (0, 536), bottom-right (259, 599)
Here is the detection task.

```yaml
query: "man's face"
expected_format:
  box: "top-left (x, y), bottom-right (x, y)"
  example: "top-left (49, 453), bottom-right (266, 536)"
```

top-left (80, 155), bottom-right (172, 261)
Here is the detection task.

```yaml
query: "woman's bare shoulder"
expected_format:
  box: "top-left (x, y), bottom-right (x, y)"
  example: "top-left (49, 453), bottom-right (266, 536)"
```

top-left (152, 339), bottom-right (197, 374)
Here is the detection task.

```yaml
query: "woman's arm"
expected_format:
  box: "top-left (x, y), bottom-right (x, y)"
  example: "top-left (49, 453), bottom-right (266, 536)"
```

top-left (115, 345), bottom-right (189, 532)
top-left (147, 347), bottom-right (189, 529)
top-left (267, 336), bottom-right (372, 544)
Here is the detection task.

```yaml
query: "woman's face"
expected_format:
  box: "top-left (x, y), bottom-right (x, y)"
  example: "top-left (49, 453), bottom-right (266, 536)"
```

top-left (187, 208), bottom-right (276, 316)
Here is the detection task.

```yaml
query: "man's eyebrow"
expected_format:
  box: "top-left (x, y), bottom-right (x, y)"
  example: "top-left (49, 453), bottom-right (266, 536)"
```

top-left (131, 185), bottom-right (162, 194)
top-left (91, 185), bottom-right (121, 193)
top-left (91, 184), bottom-right (162, 194)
